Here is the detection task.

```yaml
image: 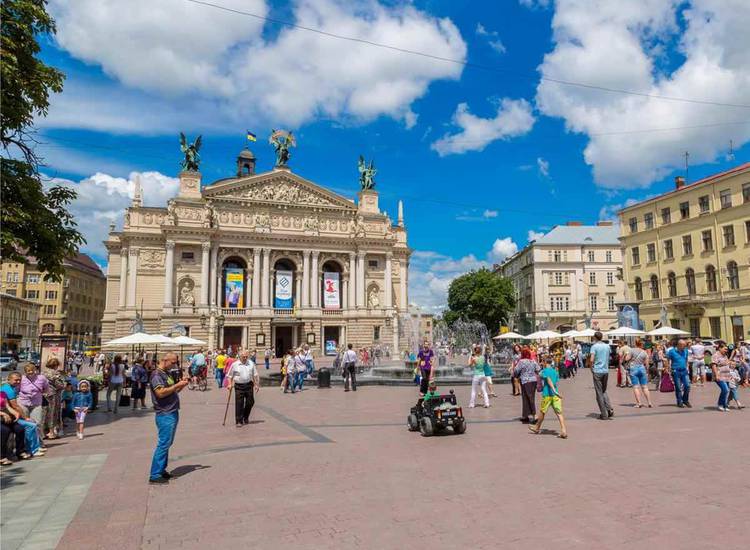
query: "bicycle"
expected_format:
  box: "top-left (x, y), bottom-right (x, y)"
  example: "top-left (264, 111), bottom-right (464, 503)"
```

top-left (188, 365), bottom-right (208, 391)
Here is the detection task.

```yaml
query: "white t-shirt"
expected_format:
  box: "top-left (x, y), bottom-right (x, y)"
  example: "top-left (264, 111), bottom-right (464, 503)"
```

top-left (228, 360), bottom-right (257, 384)
top-left (690, 343), bottom-right (705, 360)
top-left (343, 349), bottom-right (358, 364)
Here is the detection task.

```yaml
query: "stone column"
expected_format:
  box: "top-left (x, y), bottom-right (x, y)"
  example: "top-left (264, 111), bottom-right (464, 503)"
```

top-left (399, 259), bottom-right (408, 311)
top-left (261, 248), bottom-right (271, 307)
top-left (295, 272), bottom-right (302, 309)
top-left (118, 247), bottom-right (128, 309)
top-left (252, 249), bottom-right (261, 307)
top-left (163, 241), bottom-right (175, 309)
top-left (348, 253), bottom-right (356, 310)
top-left (356, 251), bottom-right (366, 308)
top-left (311, 251), bottom-right (320, 308)
top-left (342, 276), bottom-right (349, 309)
top-left (302, 250), bottom-right (310, 308)
top-left (200, 242), bottom-right (210, 307)
top-left (384, 252), bottom-right (393, 309)
top-left (393, 317), bottom-right (399, 354)
top-left (126, 247), bottom-right (139, 308)
top-left (209, 244), bottom-right (218, 307)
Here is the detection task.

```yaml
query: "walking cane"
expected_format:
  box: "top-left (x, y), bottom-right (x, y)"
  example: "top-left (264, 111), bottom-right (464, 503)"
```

top-left (222, 384), bottom-right (232, 426)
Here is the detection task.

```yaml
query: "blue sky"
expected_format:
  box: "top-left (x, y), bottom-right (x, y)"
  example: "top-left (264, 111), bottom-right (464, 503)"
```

top-left (36, 0), bottom-right (750, 311)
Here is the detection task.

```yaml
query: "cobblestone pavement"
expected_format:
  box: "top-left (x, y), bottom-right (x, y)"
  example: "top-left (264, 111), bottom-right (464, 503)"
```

top-left (1, 373), bottom-right (748, 549)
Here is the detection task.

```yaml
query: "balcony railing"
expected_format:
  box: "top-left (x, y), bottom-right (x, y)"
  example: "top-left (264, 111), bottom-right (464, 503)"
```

top-left (322, 309), bottom-right (343, 316)
top-left (221, 308), bottom-right (248, 316)
top-left (273, 308), bottom-right (294, 317)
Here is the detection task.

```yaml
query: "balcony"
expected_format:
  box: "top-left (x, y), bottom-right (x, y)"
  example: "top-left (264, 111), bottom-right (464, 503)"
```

top-left (221, 308), bottom-right (248, 316)
top-left (273, 308), bottom-right (295, 317)
top-left (322, 309), bottom-right (343, 316)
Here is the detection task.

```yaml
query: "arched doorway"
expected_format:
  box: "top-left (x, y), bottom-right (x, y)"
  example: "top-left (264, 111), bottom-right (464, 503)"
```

top-left (273, 258), bottom-right (296, 309)
top-left (222, 256), bottom-right (247, 309)
top-left (321, 260), bottom-right (343, 309)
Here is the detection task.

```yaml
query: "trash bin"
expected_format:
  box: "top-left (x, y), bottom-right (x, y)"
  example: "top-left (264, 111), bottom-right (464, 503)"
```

top-left (317, 367), bottom-right (331, 388)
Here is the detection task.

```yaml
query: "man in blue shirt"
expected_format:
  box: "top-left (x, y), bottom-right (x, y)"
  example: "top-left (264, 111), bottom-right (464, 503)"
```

top-left (666, 338), bottom-right (691, 407)
top-left (588, 331), bottom-right (614, 420)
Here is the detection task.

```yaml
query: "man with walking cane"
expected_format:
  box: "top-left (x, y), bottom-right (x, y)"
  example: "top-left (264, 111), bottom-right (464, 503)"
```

top-left (226, 349), bottom-right (260, 427)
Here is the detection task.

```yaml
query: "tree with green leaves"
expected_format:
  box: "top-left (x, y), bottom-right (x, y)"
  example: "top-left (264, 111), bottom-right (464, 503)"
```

top-left (443, 268), bottom-right (516, 334)
top-left (1, 0), bottom-right (83, 280)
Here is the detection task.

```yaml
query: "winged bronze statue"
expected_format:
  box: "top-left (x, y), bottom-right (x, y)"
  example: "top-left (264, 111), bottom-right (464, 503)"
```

top-left (358, 155), bottom-right (376, 190)
top-left (179, 132), bottom-right (202, 172)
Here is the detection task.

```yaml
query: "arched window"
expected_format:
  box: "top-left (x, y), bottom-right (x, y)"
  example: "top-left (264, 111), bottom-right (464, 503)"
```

top-left (705, 265), bottom-right (717, 292)
top-left (41, 323), bottom-right (55, 334)
top-left (667, 272), bottom-right (677, 297)
top-left (727, 261), bottom-right (740, 290)
top-left (685, 268), bottom-right (696, 295)
top-left (222, 256), bottom-right (247, 309)
top-left (273, 258), bottom-right (297, 309)
top-left (634, 277), bottom-right (643, 301)
top-left (650, 274), bottom-right (659, 299)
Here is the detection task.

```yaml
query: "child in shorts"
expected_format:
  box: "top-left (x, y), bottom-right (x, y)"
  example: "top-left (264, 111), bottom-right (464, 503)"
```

top-left (72, 380), bottom-right (93, 440)
top-left (728, 364), bottom-right (744, 409)
top-left (529, 360), bottom-right (568, 439)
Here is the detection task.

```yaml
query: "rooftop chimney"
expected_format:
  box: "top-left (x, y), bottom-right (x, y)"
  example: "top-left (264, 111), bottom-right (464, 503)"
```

top-left (675, 175), bottom-right (686, 189)
top-left (597, 221), bottom-right (613, 226)
top-left (566, 221), bottom-right (583, 226)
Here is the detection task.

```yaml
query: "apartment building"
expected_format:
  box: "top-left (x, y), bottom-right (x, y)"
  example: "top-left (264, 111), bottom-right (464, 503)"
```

top-left (618, 162), bottom-right (750, 342)
top-left (0, 293), bottom-right (41, 353)
top-left (0, 253), bottom-right (107, 349)
top-left (498, 223), bottom-right (625, 333)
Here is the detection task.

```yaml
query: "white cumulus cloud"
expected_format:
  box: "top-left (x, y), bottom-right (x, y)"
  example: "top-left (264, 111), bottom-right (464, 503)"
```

top-left (488, 237), bottom-right (518, 263)
top-left (48, 0), bottom-right (467, 130)
top-left (535, 0), bottom-right (750, 188)
top-left (527, 229), bottom-right (545, 241)
top-left (431, 98), bottom-right (536, 155)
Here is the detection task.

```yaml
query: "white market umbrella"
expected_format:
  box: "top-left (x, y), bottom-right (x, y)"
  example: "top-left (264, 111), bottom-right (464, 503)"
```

top-left (606, 326), bottom-right (645, 337)
top-left (168, 335), bottom-right (206, 366)
top-left (560, 329), bottom-right (579, 338)
top-left (574, 328), bottom-right (598, 338)
top-left (493, 331), bottom-right (526, 340)
top-left (103, 332), bottom-right (165, 347)
top-left (647, 326), bottom-right (690, 337)
top-left (525, 330), bottom-right (562, 340)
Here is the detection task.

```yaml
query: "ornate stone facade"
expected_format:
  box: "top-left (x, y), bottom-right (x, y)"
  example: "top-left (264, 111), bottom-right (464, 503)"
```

top-left (101, 153), bottom-right (410, 357)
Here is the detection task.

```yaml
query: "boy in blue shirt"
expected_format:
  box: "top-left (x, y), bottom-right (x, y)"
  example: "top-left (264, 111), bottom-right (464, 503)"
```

top-left (529, 360), bottom-right (568, 439)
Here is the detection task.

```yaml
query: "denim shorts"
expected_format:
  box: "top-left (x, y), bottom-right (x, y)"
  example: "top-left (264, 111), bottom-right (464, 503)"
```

top-left (629, 365), bottom-right (648, 386)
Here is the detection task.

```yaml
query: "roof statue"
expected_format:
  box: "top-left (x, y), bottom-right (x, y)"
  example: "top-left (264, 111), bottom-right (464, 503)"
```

top-left (179, 132), bottom-right (202, 172)
top-left (269, 129), bottom-right (296, 167)
top-left (358, 155), bottom-right (376, 190)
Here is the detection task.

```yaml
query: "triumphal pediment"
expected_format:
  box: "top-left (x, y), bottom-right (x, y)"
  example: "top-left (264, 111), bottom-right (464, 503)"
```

top-left (202, 170), bottom-right (356, 211)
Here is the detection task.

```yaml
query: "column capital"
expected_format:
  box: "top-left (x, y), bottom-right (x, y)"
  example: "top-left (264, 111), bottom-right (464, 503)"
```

top-left (202, 241), bottom-right (211, 252)
top-left (357, 250), bottom-right (367, 259)
top-left (311, 250), bottom-right (320, 259)
top-left (385, 251), bottom-right (393, 259)
top-left (349, 251), bottom-right (356, 260)
top-left (120, 247), bottom-right (129, 256)
top-left (262, 247), bottom-right (271, 255)
top-left (128, 247), bottom-right (139, 257)
top-left (165, 240), bottom-right (175, 250)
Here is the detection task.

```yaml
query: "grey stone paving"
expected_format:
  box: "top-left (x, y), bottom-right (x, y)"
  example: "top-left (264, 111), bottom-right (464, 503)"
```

top-left (0, 454), bottom-right (106, 550)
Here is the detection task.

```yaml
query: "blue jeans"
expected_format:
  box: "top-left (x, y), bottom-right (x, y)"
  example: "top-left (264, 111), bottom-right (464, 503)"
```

top-left (305, 359), bottom-right (314, 375)
top-left (215, 369), bottom-right (225, 388)
top-left (18, 419), bottom-right (41, 455)
top-left (295, 371), bottom-right (305, 390)
top-left (715, 381), bottom-right (729, 409)
top-left (150, 411), bottom-right (179, 480)
top-left (672, 370), bottom-right (691, 405)
top-left (264, 358), bottom-right (270, 370)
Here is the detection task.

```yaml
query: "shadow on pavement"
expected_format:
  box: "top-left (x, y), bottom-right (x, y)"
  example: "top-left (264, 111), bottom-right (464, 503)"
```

top-left (0, 465), bottom-right (29, 490)
top-left (170, 464), bottom-right (211, 478)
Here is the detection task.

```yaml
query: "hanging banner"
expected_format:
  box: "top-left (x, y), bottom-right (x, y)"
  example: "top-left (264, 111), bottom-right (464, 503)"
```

top-left (224, 268), bottom-right (244, 309)
top-left (323, 272), bottom-right (340, 309)
top-left (274, 270), bottom-right (293, 308)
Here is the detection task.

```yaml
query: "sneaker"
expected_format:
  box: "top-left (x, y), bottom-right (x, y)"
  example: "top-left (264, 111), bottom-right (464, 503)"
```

top-left (685, 402), bottom-right (693, 408)
top-left (161, 471), bottom-right (172, 479)
top-left (148, 477), bottom-right (169, 485)
top-left (677, 403), bottom-right (685, 408)
top-left (32, 450), bottom-right (46, 457)
top-left (608, 409), bottom-right (615, 418)
top-left (77, 433), bottom-right (83, 440)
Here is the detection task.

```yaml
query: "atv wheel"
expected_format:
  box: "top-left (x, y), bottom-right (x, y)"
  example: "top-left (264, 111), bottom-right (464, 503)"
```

top-left (419, 417), bottom-right (434, 437)
top-left (407, 414), bottom-right (419, 431)
top-left (453, 418), bottom-right (467, 434)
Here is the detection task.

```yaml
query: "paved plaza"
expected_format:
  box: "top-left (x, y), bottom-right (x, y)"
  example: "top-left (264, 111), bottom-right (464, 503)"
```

top-left (2, 374), bottom-right (748, 550)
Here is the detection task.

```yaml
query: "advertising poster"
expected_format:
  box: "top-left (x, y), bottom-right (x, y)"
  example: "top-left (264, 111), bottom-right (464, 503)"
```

top-left (274, 270), bottom-right (293, 308)
top-left (325, 340), bottom-right (338, 355)
top-left (323, 272), bottom-right (340, 309)
top-left (40, 335), bottom-right (68, 370)
top-left (224, 268), bottom-right (244, 309)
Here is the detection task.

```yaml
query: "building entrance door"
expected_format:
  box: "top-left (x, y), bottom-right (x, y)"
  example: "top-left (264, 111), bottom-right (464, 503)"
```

top-left (732, 316), bottom-right (744, 344)
top-left (323, 326), bottom-right (341, 356)
top-left (223, 327), bottom-right (243, 355)
top-left (275, 326), bottom-right (293, 358)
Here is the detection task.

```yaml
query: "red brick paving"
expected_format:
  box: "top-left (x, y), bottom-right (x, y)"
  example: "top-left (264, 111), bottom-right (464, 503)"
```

top-left (45, 373), bottom-right (748, 549)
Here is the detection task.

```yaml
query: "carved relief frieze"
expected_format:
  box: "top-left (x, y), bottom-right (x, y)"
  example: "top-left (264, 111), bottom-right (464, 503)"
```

top-left (139, 248), bottom-right (165, 269)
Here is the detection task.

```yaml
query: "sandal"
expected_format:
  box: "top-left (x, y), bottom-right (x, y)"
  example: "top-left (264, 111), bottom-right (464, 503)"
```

top-left (0, 458), bottom-right (12, 466)
top-left (558, 433), bottom-right (568, 439)
top-left (18, 452), bottom-right (32, 460)
top-left (528, 426), bottom-right (540, 434)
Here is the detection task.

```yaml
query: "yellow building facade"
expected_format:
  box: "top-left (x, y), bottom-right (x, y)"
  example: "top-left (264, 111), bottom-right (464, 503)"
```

top-left (618, 162), bottom-right (750, 342)
top-left (0, 254), bottom-right (106, 349)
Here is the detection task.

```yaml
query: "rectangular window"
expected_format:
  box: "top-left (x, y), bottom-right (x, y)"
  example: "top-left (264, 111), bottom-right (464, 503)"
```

top-left (689, 318), bottom-right (701, 337)
top-left (606, 251), bottom-right (613, 262)
top-left (373, 326), bottom-right (381, 341)
top-left (26, 274), bottom-right (40, 283)
top-left (699, 195), bottom-right (710, 213)
top-left (554, 272), bottom-right (563, 285)
top-left (631, 247), bottom-right (640, 265)
top-left (5, 289), bottom-right (16, 297)
top-left (45, 305), bottom-right (56, 315)
top-left (553, 250), bottom-right (562, 262)
top-left (644, 212), bottom-right (654, 229)
top-left (587, 250), bottom-right (595, 262)
top-left (720, 189), bottom-right (732, 209)
top-left (589, 295), bottom-right (598, 312)
top-left (45, 290), bottom-right (58, 300)
top-left (181, 251), bottom-right (194, 261)
top-left (25, 290), bottom-right (39, 299)
top-left (608, 295), bottom-right (616, 311)
top-left (550, 296), bottom-right (570, 312)
top-left (670, 319), bottom-right (681, 330)
top-left (679, 201), bottom-right (690, 219)
top-left (661, 207), bottom-right (671, 224)
top-left (368, 260), bottom-right (379, 268)
top-left (606, 272), bottom-right (614, 285)
top-left (589, 272), bottom-right (596, 285)
top-left (709, 317), bottom-right (722, 338)
top-left (682, 235), bottom-right (692, 256)
top-left (663, 240), bottom-right (673, 260)
top-left (628, 217), bottom-right (638, 233)
top-left (746, 220), bottom-right (750, 243)
top-left (723, 224), bottom-right (735, 247)
top-left (647, 243), bottom-right (656, 263)
top-left (743, 183), bottom-right (750, 203)
top-left (702, 230), bottom-right (713, 252)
